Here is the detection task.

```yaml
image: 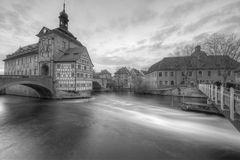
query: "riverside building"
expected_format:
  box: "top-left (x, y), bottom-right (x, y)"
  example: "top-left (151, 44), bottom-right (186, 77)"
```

top-left (145, 46), bottom-right (240, 89)
top-left (3, 4), bottom-right (94, 98)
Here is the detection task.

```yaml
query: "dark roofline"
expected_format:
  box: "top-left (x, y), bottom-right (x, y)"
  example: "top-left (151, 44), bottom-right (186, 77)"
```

top-left (4, 43), bottom-right (38, 61)
top-left (147, 55), bottom-right (240, 74)
top-left (54, 60), bottom-right (75, 63)
top-left (37, 27), bottom-right (83, 47)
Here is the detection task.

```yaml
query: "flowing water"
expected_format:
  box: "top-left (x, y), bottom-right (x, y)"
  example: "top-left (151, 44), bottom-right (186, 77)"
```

top-left (0, 92), bottom-right (240, 160)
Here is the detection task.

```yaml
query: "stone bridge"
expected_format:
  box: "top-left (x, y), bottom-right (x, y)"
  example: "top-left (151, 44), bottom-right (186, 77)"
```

top-left (0, 75), bottom-right (55, 98)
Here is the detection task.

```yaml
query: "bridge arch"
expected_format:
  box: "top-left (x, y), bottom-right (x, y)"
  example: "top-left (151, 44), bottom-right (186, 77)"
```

top-left (0, 81), bottom-right (54, 98)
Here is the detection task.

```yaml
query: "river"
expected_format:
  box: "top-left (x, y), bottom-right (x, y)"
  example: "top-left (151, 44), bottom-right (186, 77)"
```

top-left (0, 92), bottom-right (240, 160)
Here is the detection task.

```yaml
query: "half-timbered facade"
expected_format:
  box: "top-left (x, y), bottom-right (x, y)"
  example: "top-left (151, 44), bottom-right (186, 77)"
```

top-left (3, 4), bottom-right (94, 96)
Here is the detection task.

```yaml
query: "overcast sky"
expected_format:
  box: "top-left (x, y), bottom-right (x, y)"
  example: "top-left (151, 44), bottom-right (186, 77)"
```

top-left (0, 0), bottom-right (240, 73)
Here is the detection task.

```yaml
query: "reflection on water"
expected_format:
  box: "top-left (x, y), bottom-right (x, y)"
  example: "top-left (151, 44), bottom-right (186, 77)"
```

top-left (0, 93), bottom-right (240, 160)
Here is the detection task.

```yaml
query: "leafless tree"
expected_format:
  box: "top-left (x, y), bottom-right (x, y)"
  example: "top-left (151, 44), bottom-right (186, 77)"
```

top-left (202, 33), bottom-right (240, 61)
top-left (173, 44), bottom-right (195, 56)
top-left (202, 33), bottom-right (240, 85)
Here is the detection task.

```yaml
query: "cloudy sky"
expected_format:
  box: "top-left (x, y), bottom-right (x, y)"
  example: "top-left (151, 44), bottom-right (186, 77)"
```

top-left (0, 0), bottom-right (240, 73)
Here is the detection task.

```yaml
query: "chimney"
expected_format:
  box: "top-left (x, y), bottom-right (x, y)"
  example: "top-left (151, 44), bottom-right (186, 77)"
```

top-left (195, 45), bottom-right (201, 52)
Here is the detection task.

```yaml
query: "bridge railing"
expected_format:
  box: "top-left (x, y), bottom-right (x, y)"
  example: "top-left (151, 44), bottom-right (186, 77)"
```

top-left (0, 75), bottom-right (52, 79)
top-left (199, 84), bottom-right (240, 120)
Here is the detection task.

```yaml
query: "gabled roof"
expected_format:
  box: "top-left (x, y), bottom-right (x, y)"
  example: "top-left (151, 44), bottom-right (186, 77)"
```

top-left (148, 47), bottom-right (240, 74)
top-left (115, 67), bottom-right (131, 75)
top-left (54, 48), bottom-right (83, 62)
top-left (4, 43), bottom-right (38, 61)
top-left (52, 27), bottom-right (76, 40)
top-left (54, 46), bottom-right (94, 66)
top-left (148, 55), bottom-right (240, 73)
top-left (36, 27), bottom-right (82, 46)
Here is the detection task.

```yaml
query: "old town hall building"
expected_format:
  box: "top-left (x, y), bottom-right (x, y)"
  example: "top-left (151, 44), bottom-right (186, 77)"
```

top-left (3, 4), bottom-right (94, 97)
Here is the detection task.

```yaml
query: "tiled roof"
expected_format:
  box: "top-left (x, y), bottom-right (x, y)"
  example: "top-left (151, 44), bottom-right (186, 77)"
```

top-left (54, 47), bottom-right (86, 62)
top-left (115, 67), bottom-right (131, 75)
top-left (4, 43), bottom-right (38, 60)
top-left (53, 27), bottom-right (76, 40)
top-left (148, 55), bottom-right (240, 73)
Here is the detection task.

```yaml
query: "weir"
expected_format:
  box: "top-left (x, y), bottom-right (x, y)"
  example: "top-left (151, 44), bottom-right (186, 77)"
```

top-left (198, 84), bottom-right (240, 132)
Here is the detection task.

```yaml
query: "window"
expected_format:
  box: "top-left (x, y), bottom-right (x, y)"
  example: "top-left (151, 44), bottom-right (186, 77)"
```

top-left (159, 81), bottom-right (162, 85)
top-left (78, 65), bottom-right (81, 69)
top-left (71, 72), bottom-right (75, 77)
top-left (80, 73), bottom-right (83, 77)
top-left (208, 71), bottom-right (211, 77)
top-left (57, 64), bottom-right (60, 69)
top-left (182, 72), bottom-right (185, 76)
top-left (171, 81), bottom-right (174, 85)
top-left (159, 72), bottom-right (162, 77)
top-left (170, 72), bottom-right (174, 77)
top-left (188, 71), bottom-right (192, 77)
top-left (77, 73), bottom-right (80, 77)
top-left (165, 72), bottom-right (168, 77)
top-left (198, 71), bottom-right (202, 77)
top-left (57, 73), bottom-right (60, 77)
top-left (71, 64), bottom-right (74, 69)
top-left (165, 81), bottom-right (168, 85)
top-left (84, 66), bottom-right (87, 70)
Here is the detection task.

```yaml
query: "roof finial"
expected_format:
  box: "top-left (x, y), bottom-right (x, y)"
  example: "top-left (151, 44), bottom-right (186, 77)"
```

top-left (63, 0), bottom-right (66, 12)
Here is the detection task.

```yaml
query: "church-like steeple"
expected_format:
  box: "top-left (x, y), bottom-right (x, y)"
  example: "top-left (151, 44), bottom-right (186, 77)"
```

top-left (59, 2), bottom-right (69, 30)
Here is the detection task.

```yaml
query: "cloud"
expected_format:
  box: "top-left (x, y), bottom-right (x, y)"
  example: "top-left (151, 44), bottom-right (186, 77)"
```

top-left (161, 0), bottom-right (213, 24)
top-left (109, 7), bottom-right (158, 31)
top-left (219, 15), bottom-right (240, 26)
top-left (137, 39), bottom-right (147, 45)
top-left (193, 32), bottom-right (210, 42)
top-left (150, 25), bottom-right (180, 43)
top-left (182, 12), bottom-right (219, 34)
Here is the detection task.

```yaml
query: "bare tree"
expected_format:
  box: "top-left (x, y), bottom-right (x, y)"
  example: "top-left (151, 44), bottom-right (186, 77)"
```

top-left (174, 44), bottom-right (195, 56)
top-left (202, 33), bottom-right (240, 85)
top-left (202, 33), bottom-right (240, 61)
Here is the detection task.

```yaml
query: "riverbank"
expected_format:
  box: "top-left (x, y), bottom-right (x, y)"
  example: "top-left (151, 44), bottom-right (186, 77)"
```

top-left (135, 86), bottom-right (206, 98)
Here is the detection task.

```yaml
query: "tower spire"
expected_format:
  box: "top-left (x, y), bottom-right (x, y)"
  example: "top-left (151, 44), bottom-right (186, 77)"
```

top-left (63, 0), bottom-right (65, 12)
top-left (59, 0), bottom-right (69, 30)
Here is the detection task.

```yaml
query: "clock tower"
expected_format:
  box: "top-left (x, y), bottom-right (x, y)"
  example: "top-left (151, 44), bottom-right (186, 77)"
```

top-left (59, 2), bottom-right (69, 30)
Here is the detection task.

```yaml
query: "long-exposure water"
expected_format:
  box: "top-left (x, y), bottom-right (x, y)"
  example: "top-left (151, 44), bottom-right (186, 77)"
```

top-left (0, 92), bottom-right (240, 160)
